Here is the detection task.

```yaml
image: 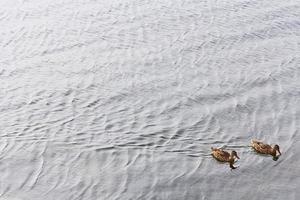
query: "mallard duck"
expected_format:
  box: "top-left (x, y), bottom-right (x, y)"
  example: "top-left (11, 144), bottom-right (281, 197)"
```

top-left (251, 139), bottom-right (281, 160)
top-left (211, 147), bottom-right (240, 169)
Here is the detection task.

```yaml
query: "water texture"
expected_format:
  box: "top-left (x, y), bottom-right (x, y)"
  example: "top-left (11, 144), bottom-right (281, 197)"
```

top-left (0, 0), bottom-right (300, 199)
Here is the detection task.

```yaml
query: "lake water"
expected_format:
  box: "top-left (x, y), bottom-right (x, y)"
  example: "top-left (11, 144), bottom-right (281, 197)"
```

top-left (0, 0), bottom-right (299, 199)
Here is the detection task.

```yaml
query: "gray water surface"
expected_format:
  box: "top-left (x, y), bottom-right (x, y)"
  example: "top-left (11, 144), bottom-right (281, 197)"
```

top-left (0, 0), bottom-right (300, 199)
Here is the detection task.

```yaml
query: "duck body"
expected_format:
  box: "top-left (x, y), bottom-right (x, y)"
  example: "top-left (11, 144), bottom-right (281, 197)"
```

top-left (251, 139), bottom-right (281, 159)
top-left (211, 148), bottom-right (231, 162)
top-left (211, 147), bottom-right (239, 169)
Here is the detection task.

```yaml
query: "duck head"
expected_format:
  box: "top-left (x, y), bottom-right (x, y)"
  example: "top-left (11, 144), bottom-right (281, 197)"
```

top-left (229, 151), bottom-right (239, 169)
top-left (274, 145), bottom-right (281, 155)
top-left (231, 150), bottom-right (240, 159)
top-left (272, 144), bottom-right (281, 160)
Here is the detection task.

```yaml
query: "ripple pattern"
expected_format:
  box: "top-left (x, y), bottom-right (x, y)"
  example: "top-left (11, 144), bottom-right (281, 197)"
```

top-left (0, 0), bottom-right (300, 199)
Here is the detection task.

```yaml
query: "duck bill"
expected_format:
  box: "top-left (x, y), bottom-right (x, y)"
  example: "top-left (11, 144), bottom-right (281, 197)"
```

top-left (236, 155), bottom-right (240, 159)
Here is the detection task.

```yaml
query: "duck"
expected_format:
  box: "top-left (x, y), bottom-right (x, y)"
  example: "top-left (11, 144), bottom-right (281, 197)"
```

top-left (211, 147), bottom-right (240, 169)
top-left (251, 139), bottom-right (281, 160)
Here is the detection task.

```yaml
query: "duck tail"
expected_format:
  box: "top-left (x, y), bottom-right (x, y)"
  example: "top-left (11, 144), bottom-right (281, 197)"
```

top-left (251, 139), bottom-right (260, 147)
top-left (251, 139), bottom-right (259, 144)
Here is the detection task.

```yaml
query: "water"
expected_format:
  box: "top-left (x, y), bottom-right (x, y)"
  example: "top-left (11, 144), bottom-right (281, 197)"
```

top-left (0, 0), bottom-right (300, 199)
